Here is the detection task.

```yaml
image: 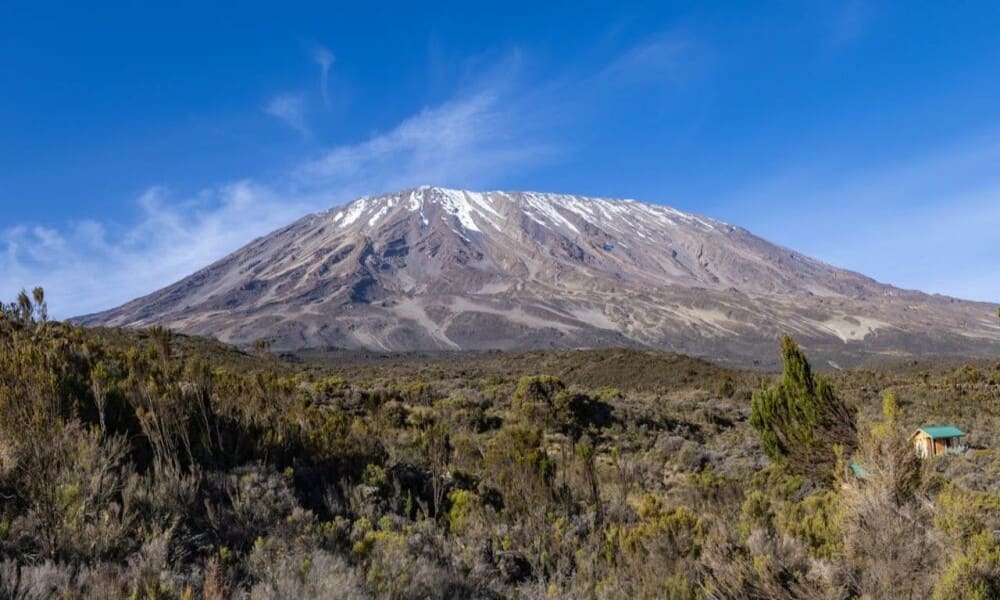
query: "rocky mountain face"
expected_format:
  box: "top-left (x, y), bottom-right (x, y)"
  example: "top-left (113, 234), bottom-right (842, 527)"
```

top-left (79, 186), bottom-right (1000, 367)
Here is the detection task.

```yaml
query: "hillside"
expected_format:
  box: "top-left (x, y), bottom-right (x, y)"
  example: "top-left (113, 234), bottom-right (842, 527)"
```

top-left (79, 186), bottom-right (1000, 367)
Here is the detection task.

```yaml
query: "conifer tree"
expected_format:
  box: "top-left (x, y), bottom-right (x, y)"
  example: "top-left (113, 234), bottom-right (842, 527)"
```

top-left (750, 335), bottom-right (857, 484)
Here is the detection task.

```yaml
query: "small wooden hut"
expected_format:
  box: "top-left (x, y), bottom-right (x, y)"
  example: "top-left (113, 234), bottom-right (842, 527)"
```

top-left (909, 425), bottom-right (966, 458)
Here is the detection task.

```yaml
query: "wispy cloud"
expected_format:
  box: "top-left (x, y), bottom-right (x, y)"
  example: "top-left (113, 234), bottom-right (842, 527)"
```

top-left (264, 92), bottom-right (310, 137)
top-left (0, 183), bottom-right (316, 317)
top-left (311, 44), bottom-right (335, 106)
top-left (600, 30), bottom-right (705, 87)
top-left (298, 91), bottom-right (556, 193)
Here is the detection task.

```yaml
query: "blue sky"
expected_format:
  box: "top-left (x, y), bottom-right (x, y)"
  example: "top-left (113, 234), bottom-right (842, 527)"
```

top-left (2, 1), bottom-right (1000, 316)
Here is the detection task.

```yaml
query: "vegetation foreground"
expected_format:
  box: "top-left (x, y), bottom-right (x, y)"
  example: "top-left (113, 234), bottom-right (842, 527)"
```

top-left (0, 290), bottom-right (997, 599)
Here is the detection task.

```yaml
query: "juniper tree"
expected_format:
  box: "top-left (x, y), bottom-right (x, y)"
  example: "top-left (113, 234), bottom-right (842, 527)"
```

top-left (750, 335), bottom-right (857, 485)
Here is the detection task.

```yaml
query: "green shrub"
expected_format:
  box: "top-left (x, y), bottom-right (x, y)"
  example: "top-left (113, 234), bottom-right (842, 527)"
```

top-left (933, 532), bottom-right (1000, 600)
top-left (513, 375), bottom-right (565, 409)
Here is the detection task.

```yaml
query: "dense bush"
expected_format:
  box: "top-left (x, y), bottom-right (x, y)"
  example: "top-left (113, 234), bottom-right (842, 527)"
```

top-left (0, 292), bottom-right (997, 598)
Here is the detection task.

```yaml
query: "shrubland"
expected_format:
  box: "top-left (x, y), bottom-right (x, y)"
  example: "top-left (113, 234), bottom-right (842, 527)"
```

top-left (0, 290), bottom-right (996, 598)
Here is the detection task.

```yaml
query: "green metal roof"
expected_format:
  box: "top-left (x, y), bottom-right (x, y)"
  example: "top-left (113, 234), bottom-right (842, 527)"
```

top-left (916, 425), bottom-right (966, 439)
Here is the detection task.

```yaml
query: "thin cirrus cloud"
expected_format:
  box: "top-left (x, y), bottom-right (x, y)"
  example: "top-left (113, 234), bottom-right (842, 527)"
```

top-left (264, 92), bottom-right (310, 137)
top-left (599, 29), bottom-right (704, 85)
top-left (0, 184), bottom-right (317, 318)
top-left (311, 44), bottom-right (336, 106)
top-left (297, 91), bottom-right (558, 194)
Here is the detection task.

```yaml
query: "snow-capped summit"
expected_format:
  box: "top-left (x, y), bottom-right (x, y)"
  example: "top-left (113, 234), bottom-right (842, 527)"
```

top-left (79, 187), bottom-right (1000, 367)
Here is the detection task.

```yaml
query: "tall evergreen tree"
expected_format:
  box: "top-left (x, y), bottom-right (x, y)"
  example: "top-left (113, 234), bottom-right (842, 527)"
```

top-left (750, 335), bottom-right (857, 484)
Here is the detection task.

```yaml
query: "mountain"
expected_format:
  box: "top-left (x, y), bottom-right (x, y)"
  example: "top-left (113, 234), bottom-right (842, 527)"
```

top-left (78, 186), bottom-right (1000, 367)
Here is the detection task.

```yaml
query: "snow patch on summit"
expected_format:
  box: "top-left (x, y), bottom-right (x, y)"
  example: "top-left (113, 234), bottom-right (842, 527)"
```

top-left (522, 192), bottom-right (580, 234)
top-left (329, 187), bottom-right (727, 240)
top-left (367, 204), bottom-right (390, 227)
top-left (438, 189), bottom-right (484, 232)
top-left (400, 187), bottom-right (504, 233)
top-left (338, 197), bottom-right (371, 227)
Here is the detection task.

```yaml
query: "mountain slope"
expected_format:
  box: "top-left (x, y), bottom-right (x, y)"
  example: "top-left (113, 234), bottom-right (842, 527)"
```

top-left (79, 186), bottom-right (1000, 367)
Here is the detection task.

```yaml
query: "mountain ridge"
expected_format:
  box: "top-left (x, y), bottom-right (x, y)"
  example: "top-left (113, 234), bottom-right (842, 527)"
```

top-left (78, 186), bottom-right (1000, 367)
